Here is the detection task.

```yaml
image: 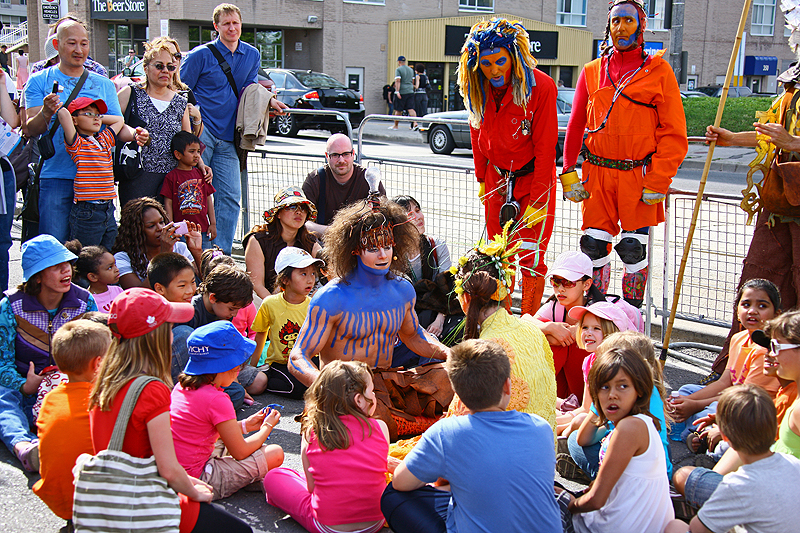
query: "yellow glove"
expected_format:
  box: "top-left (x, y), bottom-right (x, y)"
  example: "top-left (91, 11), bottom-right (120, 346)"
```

top-left (559, 170), bottom-right (589, 203)
top-left (521, 204), bottom-right (548, 228)
top-left (478, 182), bottom-right (486, 204)
top-left (641, 188), bottom-right (666, 205)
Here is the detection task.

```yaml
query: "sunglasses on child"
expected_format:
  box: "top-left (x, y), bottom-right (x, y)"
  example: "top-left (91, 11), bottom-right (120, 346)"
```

top-left (770, 339), bottom-right (800, 355)
top-left (150, 62), bottom-right (177, 72)
top-left (550, 276), bottom-right (579, 288)
top-left (282, 204), bottom-right (308, 212)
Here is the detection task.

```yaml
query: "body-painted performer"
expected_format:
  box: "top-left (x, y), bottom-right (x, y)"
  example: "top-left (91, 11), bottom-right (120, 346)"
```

top-left (561, 0), bottom-right (687, 307)
top-left (289, 192), bottom-right (451, 440)
top-left (458, 18), bottom-right (558, 315)
top-left (704, 0), bottom-right (800, 375)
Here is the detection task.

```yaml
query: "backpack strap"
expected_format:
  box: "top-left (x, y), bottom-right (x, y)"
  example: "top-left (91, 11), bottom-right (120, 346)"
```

top-left (107, 376), bottom-right (159, 452)
top-left (207, 43), bottom-right (240, 100)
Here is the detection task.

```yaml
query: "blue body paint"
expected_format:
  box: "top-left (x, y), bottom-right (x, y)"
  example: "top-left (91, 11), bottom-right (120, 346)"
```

top-left (479, 48), bottom-right (512, 88)
top-left (294, 257), bottom-right (426, 370)
top-left (611, 4), bottom-right (639, 50)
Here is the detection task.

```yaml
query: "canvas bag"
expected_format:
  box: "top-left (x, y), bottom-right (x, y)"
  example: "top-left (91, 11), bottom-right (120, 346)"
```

top-left (72, 376), bottom-right (181, 532)
top-left (762, 90), bottom-right (800, 217)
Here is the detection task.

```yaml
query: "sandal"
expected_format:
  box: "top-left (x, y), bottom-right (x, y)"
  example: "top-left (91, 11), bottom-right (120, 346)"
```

top-left (16, 440), bottom-right (39, 472)
top-left (685, 431), bottom-right (708, 454)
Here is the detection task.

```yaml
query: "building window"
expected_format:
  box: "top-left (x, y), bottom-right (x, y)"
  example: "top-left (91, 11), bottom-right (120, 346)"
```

top-left (644, 0), bottom-right (666, 30)
top-left (751, 0), bottom-right (776, 36)
top-left (557, 0), bottom-right (587, 27)
top-left (107, 23), bottom-right (147, 77)
top-left (459, 0), bottom-right (493, 13)
top-left (190, 26), bottom-right (283, 68)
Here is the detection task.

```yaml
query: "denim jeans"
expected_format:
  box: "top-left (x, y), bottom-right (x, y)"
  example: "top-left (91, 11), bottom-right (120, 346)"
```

top-left (69, 201), bottom-right (117, 250)
top-left (683, 467), bottom-right (723, 508)
top-left (381, 482), bottom-right (449, 533)
top-left (0, 385), bottom-right (37, 452)
top-left (0, 162), bottom-right (15, 292)
top-left (38, 178), bottom-right (74, 243)
top-left (668, 384), bottom-right (717, 442)
top-left (567, 430), bottom-right (601, 479)
top-left (200, 129), bottom-right (240, 254)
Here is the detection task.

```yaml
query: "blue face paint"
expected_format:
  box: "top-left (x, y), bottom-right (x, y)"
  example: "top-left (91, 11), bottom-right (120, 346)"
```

top-left (479, 48), bottom-right (512, 88)
top-left (610, 4), bottom-right (640, 51)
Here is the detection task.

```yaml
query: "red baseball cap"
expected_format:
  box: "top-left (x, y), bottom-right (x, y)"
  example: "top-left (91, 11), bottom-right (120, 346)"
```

top-left (66, 97), bottom-right (108, 115)
top-left (108, 288), bottom-right (194, 339)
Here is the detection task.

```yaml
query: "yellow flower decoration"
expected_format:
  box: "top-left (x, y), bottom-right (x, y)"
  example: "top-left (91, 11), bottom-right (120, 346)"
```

top-left (448, 264), bottom-right (458, 276)
top-left (458, 255), bottom-right (469, 267)
top-left (454, 278), bottom-right (464, 295)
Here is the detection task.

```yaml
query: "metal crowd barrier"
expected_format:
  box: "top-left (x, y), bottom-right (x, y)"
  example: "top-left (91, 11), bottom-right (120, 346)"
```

top-left (238, 116), bottom-right (751, 343)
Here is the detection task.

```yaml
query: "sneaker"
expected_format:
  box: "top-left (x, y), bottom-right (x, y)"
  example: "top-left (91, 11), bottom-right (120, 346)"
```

top-left (556, 453), bottom-right (592, 484)
top-left (16, 440), bottom-right (39, 472)
top-left (388, 126), bottom-right (398, 130)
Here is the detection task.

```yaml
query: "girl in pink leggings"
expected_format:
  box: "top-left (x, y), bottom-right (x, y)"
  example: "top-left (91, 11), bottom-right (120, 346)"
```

top-left (263, 361), bottom-right (388, 533)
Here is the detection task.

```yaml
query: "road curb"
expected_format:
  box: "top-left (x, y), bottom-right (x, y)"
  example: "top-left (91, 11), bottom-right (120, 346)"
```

top-left (679, 159), bottom-right (750, 174)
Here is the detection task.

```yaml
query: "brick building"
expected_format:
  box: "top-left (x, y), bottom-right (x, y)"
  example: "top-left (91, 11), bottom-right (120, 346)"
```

top-left (22, 0), bottom-right (797, 115)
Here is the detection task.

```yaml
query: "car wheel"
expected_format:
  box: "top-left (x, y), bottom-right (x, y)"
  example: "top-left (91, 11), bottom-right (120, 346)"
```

top-left (429, 126), bottom-right (455, 155)
top-left (275, 113), bottom-right (299, 137)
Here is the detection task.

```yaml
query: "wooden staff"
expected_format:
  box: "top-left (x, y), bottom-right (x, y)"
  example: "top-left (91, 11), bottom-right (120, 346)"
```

top-left (660, 0), bottom-right (754, 366)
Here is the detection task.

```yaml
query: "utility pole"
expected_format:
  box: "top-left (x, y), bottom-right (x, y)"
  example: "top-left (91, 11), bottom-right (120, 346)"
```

top-left (669, 0), bottom-right (685, 83)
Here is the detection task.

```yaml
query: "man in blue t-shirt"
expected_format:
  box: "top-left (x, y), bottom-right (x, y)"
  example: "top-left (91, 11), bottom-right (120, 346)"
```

top-left (180, 3), bottom-right (286, 254)
top-left (382, 338), bottom-right (561, 533)
top-left (24, 19), bottom-right (122, 243)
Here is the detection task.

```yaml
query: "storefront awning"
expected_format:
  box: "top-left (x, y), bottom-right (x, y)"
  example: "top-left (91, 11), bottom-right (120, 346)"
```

top-left (744, 56), bottom-right (778, 76)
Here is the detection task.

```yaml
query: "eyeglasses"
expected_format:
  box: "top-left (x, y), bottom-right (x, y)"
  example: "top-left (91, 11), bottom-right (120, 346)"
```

top-left (327, 150), bottom-right (354, 160)
top-left (173, 52), bottom-right (182, 61)
top-left (76, 112), bottom-right (103, 118)
top-left (283, 204), bottom-right (307, 212)
top-left (770, 339), bottom-right (800, 355)
top-left (550, 276), bottom-right (578, 289)
top-left (151, 63), bottom-right (177, 72)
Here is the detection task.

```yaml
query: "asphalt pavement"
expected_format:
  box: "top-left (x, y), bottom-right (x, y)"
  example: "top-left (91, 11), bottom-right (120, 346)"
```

top-left (4, 124), bottom-right (736, 531)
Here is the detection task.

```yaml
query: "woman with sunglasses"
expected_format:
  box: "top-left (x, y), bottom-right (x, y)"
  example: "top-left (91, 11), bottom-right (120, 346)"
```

top-left (149, 36), bottom-right (203, 137)
top-left (523, 251), bottom-right (607, 403)
top-left (243, 187), bottom-right (322, 299)
top-left (117, 41), bottom-right (198, 207)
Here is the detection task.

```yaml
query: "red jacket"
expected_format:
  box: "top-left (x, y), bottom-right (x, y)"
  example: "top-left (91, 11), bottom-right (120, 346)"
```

top-left (470, 68), bottom-right (558, 199)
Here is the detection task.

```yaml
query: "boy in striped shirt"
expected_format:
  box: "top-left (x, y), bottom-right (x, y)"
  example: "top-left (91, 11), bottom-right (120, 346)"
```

top-left (56, 96), bottom-right (148, 248)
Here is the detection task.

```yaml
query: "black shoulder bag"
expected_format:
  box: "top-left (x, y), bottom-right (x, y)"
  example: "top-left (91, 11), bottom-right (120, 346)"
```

top-left (20, 69), bottom-right (89, 241)
top-left (113, 86), bottom-right (147, 183)
top-left (207, 43), bottom-right (248, 171)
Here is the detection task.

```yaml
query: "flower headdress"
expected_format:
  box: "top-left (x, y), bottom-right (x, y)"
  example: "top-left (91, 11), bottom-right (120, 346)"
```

top-left (450, 221), bottom-right (520, 302)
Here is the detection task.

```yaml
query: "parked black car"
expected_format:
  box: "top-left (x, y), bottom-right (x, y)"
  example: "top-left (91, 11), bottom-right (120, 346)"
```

top-left (695, 85), bottom-right (753, 97)
top-left (420, 87), bottom-right (574, 159)
top-left (262, 69), bottom-right (365, 136)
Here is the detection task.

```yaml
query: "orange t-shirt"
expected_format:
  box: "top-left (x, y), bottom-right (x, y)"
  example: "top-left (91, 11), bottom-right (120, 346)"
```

top-left (776, 382), bottom-right (799, 430)
top-left (727, 330), bottom-right (780, 398)
top-left (33, 381), bottom-right (94, 520)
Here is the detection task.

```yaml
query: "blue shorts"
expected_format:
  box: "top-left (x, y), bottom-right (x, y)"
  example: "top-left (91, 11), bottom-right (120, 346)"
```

top-left (684, 467), bottom-right (723, 508)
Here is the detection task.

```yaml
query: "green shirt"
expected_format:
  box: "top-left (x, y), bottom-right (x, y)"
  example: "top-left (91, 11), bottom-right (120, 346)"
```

top-left (395, 64), bottom-right (414, 95)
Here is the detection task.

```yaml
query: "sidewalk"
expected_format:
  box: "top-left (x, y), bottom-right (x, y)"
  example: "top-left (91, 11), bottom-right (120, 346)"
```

top-left (359, 120), bottom-right (755, 175)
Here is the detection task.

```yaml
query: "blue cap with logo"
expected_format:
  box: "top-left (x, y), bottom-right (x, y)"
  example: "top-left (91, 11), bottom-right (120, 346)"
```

top-left (184, 321), bottom-right (256, 375)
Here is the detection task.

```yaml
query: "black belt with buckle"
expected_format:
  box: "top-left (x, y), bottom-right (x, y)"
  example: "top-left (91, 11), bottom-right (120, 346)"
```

top-left (493, 157), bottom-right (536, 181)
top-left (580, 148), bottom-right (654, 171)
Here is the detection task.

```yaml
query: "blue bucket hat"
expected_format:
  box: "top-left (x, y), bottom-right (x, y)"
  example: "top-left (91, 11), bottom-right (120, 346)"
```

top-left (184, 321), bottom-right (256, 375)
top-left (21, 235), bottom-right (78, 282)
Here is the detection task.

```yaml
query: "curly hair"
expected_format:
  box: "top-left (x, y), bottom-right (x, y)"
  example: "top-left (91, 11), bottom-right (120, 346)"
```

top-left (323, 198), bottom-right (418, 281)
top-left (74, 245), bottom-right (110, 282)
top-left (149, 36), bottom-right (188, 91)
top-left (457, 18), bottom-right (538, 128)
top-left (456, 248), bottom-right (506, 340)
top-left (199, 247), bottom-right (236, 280)
top-left (113, 197), bottom-right (168, 280)
top-left (141, 43), bottom-right (177, 91)
top-left (199, 264), bottom-right (254, 306)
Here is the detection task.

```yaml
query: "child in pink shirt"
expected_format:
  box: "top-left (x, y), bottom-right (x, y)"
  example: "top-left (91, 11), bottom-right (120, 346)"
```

top-left (263, 360), bottom-right (389, 533)
top-left (170, 321), bottom-right (284, 500)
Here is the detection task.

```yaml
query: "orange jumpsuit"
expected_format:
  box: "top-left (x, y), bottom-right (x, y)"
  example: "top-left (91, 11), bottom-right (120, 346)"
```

top-left (470, 68), bottom-right (558, 280)
top-left (579, 51), bottom-right (687, 234)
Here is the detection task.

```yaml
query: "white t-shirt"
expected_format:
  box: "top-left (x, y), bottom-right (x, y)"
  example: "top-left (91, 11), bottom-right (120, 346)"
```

top-left (697, 452), bottom-right (800, 533)
top-left (115, 242), bottom-right (193, 281)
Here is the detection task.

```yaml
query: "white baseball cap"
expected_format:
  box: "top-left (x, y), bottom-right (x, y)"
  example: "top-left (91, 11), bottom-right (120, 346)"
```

top-left (275, 247), bottom-right (323, 274)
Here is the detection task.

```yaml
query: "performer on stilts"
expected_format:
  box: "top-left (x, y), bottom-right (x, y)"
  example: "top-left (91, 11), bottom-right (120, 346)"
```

top-left (458, 18), bottom-right (558, 315)
top-left (561, 0), bottom-right (687, 307)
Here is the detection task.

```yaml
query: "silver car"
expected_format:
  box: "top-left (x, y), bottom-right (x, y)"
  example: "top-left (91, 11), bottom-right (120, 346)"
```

top-left (421, 87), bottom-right (574, 159)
